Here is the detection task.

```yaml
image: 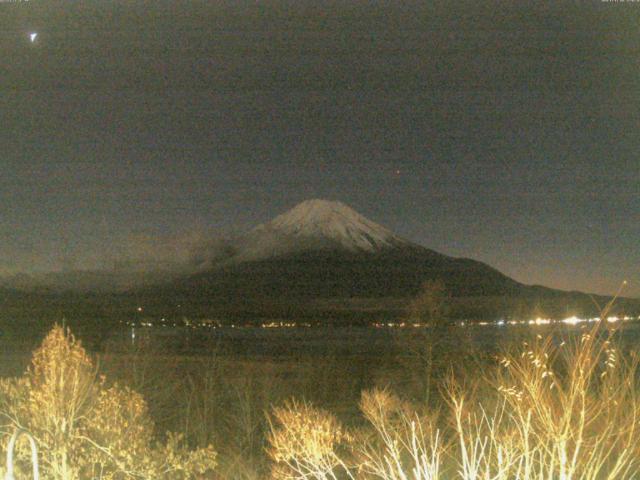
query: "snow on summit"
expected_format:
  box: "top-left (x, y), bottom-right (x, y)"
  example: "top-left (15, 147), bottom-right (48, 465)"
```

top-left (257, 199), bottom-right (405, 252)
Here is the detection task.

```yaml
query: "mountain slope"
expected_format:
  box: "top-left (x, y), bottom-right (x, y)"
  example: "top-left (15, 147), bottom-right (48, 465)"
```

top-left (147, 200), bottom-right (528, 304)
top-left (178, 246), bottom-right (523, 299)
top-left (138, 199), bottom-right (640, 321)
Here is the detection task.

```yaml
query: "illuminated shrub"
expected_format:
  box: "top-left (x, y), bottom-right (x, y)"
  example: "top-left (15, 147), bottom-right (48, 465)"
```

top-left (267, 399), bottom-right (352, 479)
top-left (268, 325), bottom-right (640, 480)
top-left (0, 324), bottom-right (217, 479)
top-left (466, 330), bottom-right (640, 479)
top-left (357, 388), bottom-right (441, 479)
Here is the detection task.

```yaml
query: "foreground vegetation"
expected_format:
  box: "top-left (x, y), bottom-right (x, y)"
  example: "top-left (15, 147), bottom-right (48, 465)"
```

top-left (1, 316), bottom-right (639, 478)
top-left (269, 323), bottom-right (639, 479)
top-left (0, 326), bottom-right (217, 479)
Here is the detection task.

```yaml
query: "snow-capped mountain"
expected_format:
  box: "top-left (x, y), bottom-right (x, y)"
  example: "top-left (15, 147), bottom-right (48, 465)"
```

top-left (169, 199), bottom-right (528, 301)
top-left (249, 199), bottom-right (408, 254)
top-left (198, 199), bottom-right (411, 265)
top-left (14, 198), bottom-right (635, 322)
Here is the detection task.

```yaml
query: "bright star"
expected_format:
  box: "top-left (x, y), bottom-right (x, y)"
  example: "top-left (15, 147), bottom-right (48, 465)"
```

top-left (29, 33), bottom-right (38, 43)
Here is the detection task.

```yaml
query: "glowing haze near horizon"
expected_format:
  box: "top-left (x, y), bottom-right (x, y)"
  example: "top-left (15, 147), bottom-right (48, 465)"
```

top-left (1, 1), bottom-right (639, 297)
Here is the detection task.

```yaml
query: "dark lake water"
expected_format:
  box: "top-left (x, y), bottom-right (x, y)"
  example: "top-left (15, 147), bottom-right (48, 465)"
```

top-left (118, 320), bottom-right (640, 353)
top-left (5, 320), bottom-right (640, 356)
top-left (2, 320), bottom-right (639, 378)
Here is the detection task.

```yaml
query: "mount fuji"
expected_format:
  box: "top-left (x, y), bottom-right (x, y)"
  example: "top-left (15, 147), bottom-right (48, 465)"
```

top-left (212, 199), bottom-right (410, 264)
top-left (187, 199), bottom-right (518, 292)
top-left (254, 199), bottom-right (407, 252)
top-left (136, 198), bottom-right (633, 321)
top-left (6, 199), bottom-right (636, 323)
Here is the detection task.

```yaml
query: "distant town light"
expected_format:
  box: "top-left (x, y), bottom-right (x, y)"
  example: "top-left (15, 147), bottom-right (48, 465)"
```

top-left (562, 316), bottom-right (582, 325)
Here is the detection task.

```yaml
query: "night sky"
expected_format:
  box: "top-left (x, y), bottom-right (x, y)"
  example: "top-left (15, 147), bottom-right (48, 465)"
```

top-left (2, 1), bottom-right (639, 296)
